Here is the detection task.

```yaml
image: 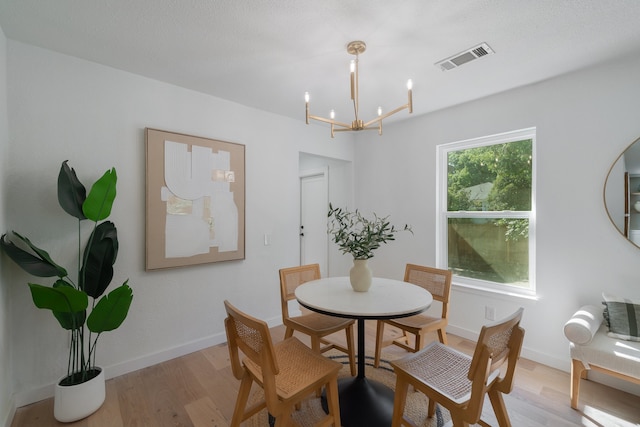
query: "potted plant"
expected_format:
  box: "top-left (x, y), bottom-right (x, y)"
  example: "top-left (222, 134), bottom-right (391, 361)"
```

top-left (327, 203), bottom-right (411, 291)
top-left (0, 160), bottom-right (133, 422)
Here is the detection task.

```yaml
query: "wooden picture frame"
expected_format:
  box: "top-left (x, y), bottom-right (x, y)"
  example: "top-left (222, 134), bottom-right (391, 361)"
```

top-left (145, 128), bottom-right (245, 270)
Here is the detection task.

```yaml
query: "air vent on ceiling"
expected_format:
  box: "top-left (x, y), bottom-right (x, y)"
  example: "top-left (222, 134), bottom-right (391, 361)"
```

top-left (435, 42), bottom-right (494, 71)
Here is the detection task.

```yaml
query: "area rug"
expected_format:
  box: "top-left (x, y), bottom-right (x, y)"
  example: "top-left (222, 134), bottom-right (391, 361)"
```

top-left (244, 353), bottom-right (448, 427)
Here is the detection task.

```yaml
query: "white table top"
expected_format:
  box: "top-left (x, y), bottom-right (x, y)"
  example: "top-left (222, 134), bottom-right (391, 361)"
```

top-left (294, 276), bottom-right (433, 319)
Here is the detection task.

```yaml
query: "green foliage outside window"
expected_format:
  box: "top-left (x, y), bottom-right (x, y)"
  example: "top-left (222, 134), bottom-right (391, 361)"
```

top-left (447, 139), bottom-right (532, 242)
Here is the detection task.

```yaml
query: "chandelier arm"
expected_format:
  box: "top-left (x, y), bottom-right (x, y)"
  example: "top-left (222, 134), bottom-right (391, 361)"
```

top-left (307, 114), bottom-right (352, 129)
top-left (338, 127), bottom-right (380, 132)
top-left (363, 104), bottom-right (409, 128)
top-left (333, 127), bottom-right (378, 133)
top-left (362, 104), bottom-right (410, 128)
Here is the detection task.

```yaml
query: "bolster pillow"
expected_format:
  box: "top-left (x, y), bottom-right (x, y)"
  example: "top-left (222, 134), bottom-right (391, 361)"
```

top-left (563, 305), bottom-right (603, 345)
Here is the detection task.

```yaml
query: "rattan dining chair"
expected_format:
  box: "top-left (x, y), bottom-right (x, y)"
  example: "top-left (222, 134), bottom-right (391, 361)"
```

top-left (374, 264), bottom-right (452, 368)
top-left (279, 264), bottom-right (357, 376)
top-left (223, 300), bottom-right (342, 427)
top-left (390, 307), bottom-right (525, 427)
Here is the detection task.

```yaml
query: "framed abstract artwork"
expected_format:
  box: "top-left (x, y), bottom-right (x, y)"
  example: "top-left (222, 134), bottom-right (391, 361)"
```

top-left (145, 128), bottom-right (245, 270)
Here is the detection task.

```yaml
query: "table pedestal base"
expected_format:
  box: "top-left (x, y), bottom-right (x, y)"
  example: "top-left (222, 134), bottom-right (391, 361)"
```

top-left (322, 376), bottom-right (394, 427)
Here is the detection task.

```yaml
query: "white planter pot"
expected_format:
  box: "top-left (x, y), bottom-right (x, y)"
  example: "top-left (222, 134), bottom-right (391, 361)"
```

top-left (54, 367), bottom-right (106, 423)
top-left (349, 259), bottom-right (372, 292)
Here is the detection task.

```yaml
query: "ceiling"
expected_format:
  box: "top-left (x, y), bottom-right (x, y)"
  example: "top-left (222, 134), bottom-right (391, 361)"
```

top-left (2, 0), bottom-right (640, 127)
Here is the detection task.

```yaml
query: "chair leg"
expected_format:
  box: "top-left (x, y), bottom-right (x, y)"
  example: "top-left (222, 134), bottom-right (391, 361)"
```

top-left (230, 375), bottom-right (253, 427)
top-left (284, 327), bottom-right (294, 339)
top-left (325, 377), bottom-right (342, 427)
top-left (450, 412), bottom-right (471, 427)
top-left (391, 377), bottom-right (409, 427)
top-left (414, 332), bottom-right (423, 353)
top-left (428, 398), bottom-right (437, 418)
top-left (346, 324), bottom-right (357, 376)
top-left (488, 389), bottom-right (512, 427)
top-left (374, 321), bottom-right (385, 368)
top-left (437, 328), bottom-right (448, 345)
top-left (308, 336), bottom-right (324, 397)
top-left (401, 330), bottom-right (412, 346)
top-left (273, 406), bottom-right (294, 427)
top-left (570, 358), bottom-right (586, 409)
top-left (311, 336), bottom-right (321, 353)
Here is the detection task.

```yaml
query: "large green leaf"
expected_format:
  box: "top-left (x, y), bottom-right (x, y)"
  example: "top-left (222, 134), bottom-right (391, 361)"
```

top-left (87, 282), bottom-right (133, 333)
top-left (83, 168), bottom-right (117, 221)
top-left (80, 221), bottom-right (118, 298)
top-left (0, 232), bottom-right (67, 277)
top-left (28, 283), bottom-right (88, 313)
top-left (58, 160), bottom-right (87, 220)
top-left (51, 280), bottom-right (86, 330)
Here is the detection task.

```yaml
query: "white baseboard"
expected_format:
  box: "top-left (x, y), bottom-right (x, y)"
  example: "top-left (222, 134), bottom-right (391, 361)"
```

top-left (446, 324), bottom-right (570, 372)
top-left (13, 315), bottom-right (283, 409)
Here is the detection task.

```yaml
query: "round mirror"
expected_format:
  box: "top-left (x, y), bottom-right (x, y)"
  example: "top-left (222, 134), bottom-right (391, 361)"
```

top-left (604, 135), bottom-right (640, 246)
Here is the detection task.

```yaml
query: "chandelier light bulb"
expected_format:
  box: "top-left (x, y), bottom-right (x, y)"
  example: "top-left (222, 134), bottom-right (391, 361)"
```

top-left (407, 79), bottom-right (413, 90)
top-left (377, 106), bottom-right (382, 116)
top-left (304, 92), bottom-right (310, 103)
top-left (330, 109), bottom-right (335, 119)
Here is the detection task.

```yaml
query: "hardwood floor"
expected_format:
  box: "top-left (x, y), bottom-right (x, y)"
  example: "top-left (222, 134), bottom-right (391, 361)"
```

top-left (10, 321), bottom-right (640, 426)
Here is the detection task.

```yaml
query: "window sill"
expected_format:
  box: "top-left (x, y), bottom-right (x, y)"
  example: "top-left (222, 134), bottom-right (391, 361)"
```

top-left (451, 280), bottom-right (541, 302)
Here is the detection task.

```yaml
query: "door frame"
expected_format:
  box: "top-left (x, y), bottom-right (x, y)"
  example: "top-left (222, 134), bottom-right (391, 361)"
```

top-left (299, 167), bottom-right (329, 275)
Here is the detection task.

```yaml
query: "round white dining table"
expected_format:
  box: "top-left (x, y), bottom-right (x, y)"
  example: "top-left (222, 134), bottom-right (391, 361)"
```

top-left (295, 276), bottom-right (433, 427)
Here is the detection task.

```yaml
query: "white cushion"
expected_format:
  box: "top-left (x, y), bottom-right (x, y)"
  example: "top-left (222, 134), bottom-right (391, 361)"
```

top-left (564, 305), bottom-right (603, 345)
top-left (570, 325), bottom-right (640, 379)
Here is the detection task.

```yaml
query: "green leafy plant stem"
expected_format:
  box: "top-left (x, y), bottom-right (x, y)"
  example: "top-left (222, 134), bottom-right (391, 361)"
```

top-left (327, 203), bottom-right (412, 260)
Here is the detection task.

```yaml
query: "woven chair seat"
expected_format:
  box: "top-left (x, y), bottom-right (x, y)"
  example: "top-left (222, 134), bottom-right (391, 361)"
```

top-left (386, 314), bottom-right (444, 331)
top-left (392, 342), bottom-right (500, 405)
top-left (244, 337), bottom-right (342, 400)
top-left (286, 312), bottom-right (354, 334)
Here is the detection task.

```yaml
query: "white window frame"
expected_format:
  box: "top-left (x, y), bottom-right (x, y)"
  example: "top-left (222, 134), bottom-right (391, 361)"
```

top-left (436, 127), bottom-right (537, 298)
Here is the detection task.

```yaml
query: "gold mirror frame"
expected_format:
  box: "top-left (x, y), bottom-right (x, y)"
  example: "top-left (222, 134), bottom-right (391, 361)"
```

top-left (603, 135), bottom-right (640, 247)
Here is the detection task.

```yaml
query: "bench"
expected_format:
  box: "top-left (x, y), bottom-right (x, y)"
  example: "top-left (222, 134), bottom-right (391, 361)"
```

top-left (564, 304), bottom-right (640, 409)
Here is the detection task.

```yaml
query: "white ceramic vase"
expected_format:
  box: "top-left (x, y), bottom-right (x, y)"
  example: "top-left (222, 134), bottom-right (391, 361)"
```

top-left (54, 367), bottom-right (106, 423)
top-left (349, 259), bottom-right (372, 292)
top-left (634, 200), bottom-right (640, 213)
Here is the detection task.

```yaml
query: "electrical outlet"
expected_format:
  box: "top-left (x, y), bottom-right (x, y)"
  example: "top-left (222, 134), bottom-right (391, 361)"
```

top-left (485, 306), bottom-right (496, 321)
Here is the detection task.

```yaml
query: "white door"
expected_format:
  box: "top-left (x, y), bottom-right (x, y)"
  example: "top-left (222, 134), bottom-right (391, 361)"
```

top-left (300, 168), bottom-right (328, 276)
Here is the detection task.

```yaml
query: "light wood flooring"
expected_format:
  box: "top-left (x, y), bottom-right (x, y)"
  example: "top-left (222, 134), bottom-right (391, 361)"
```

top-left (10, 321), bottom-right (640, 427)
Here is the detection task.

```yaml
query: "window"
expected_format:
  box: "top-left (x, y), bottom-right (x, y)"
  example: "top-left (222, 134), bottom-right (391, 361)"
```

top-left (436, 128), bottom-right (536, 296)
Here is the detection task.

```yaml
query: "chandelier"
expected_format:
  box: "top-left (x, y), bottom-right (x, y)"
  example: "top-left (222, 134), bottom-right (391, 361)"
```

top-left (305, 40), bottom-right (413, 138)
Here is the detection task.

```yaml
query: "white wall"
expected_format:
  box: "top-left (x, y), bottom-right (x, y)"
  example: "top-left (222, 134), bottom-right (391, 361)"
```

top-left (0, 23), bottom-right (15, 427)
top-left (354, 53), bottom-right (640, 395)
top-left (4, 40), bottom-right (355, 408)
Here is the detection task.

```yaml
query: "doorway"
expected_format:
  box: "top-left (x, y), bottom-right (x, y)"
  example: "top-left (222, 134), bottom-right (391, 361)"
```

top-left (299, 153), bottom-right (353, 276)
top-left (299, 168), bottom-right (328, 276)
